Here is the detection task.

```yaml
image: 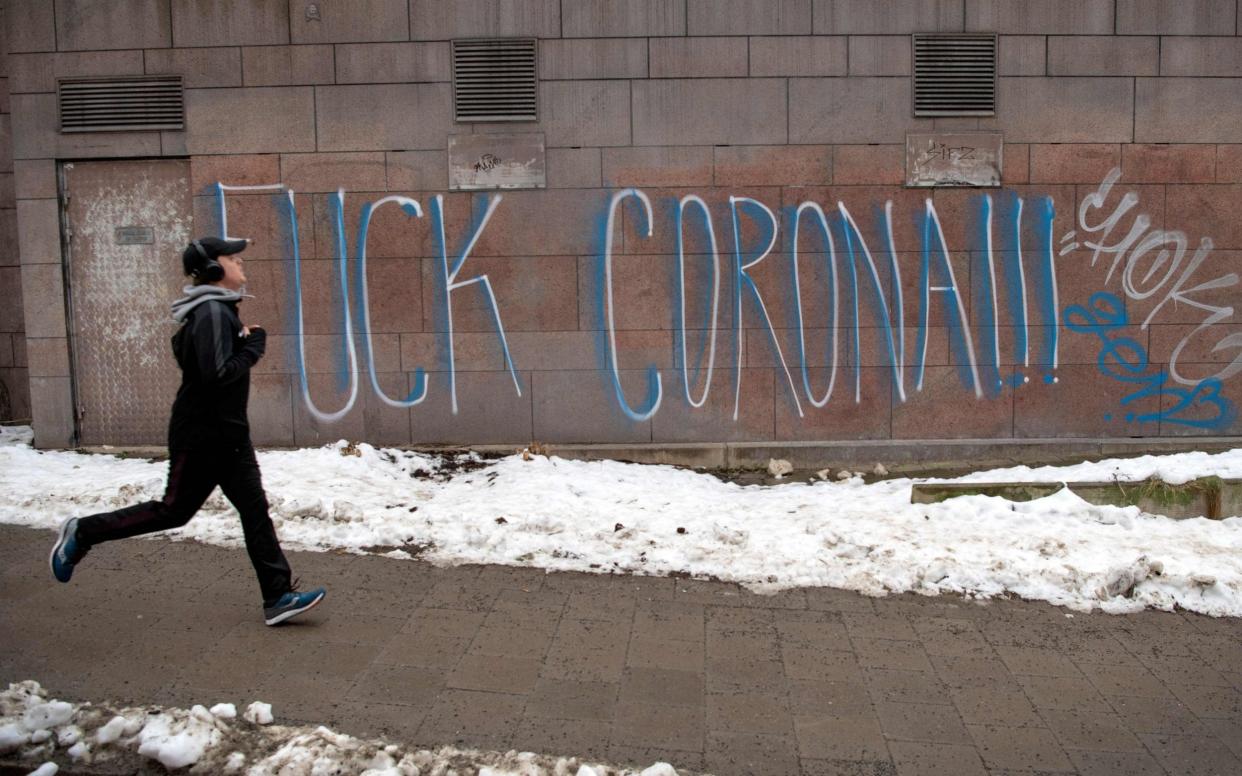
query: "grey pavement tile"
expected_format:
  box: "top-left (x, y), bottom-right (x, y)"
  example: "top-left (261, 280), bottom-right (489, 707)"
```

top-left (853, 639), bottom-right (934, 673)
top-left (1138, 732), bottom-right (1242, 776)
top-left (875, 701), bottom-right (972, 745)
top-left (799, 757), bottom-right (896, 776)
top-left (1038, 708), bottom-right (1145, 753)
top-left (481, 603), bottom-right (566, 633)
top-left (416, 580), bottom-right (498, 612)
top-left (603, 574), bottom-right (675, 602)
top-left (931, 655), bottom-right (1016, 689)
top-left (564, 591), bottom-right (638, 624)
top-left (908, 617), bottom-right (994, 658)
top-left (555, 617), bottom-right (631, 650)
top-left (257, 672), bottom-right (357, 723)
top-left (525, 677), bottom-right (618, 722)
top-left (401, 606), bottom-right (485, 638)
top-left (1077, 662), bottom-right (1174, 699)
top-left (1015, 674), bottom-right (1112, 712)
top-left (980, 618), bottom-right (1085, 651)
top-left (1065, 749), bottom-right (1167, 776)
top-left (706, 629), bottom-right (780, 661)
top-left (863, 669), bottom-right (954, 706)
top-left (612, 700), bottom-right (705, 751)
top-left (608, 744), bottom-right (704, 773)
top-left (540, 571), bottom-right (617, 595)
top-left (630, 599), bottom-right (703, 640)
top-left (327, 700), bottom-right (426, 741)
top-left (328, 583), bottom-right (431, 616)
top-left (1183, 615), bottom-right (1242, 641)
top-left (1200, 717), bottom-right (1242, 759)
top-left (791, 679), bottom-right (877, 718)
top-left (782, 645), bottom-right (863, 683)
top-left (301, 611), bottom-right (407, 647)
top-left (1139, 653), bottom-right (1233, 688)
top-left (674, 578), bottom-right (752, 607)
top-left (348, 663), bottom-right (444, 706)
top-left (1189, 639), bottom-right (1242, 675)
top-left (271, 639), bottom-right (382, 682)
top-left (776, 610), bottom-right (850, 647)
top-left (1169, 682), bottom-right (1242, 719)
top-left (703, 730), bottom-right (800, 776)
top-left (468, 622), bottom-right (556, 660)
top-left (447, 653), bottom-right (542, 694)
top-left (416, 689), bottom-right (527, 750)
top-left (706, 656), bottom-right (788, 694)
top-left (706, 690), bottom-right (793, 736)
top-left (627, 634), bottom-right (704, 672)
top-left (542, 646), bottom-right (627, 683)
top-left (173, 645), bottom-right (282, 694)
top-left (1108, 693), bottom-right (1213, 736)
top-left (754, 588), bottom-right (809, 610)
top-left (994, 646), bottom-right (1083, 678)
top-left (619, 666), bottom-right (703, 707)
top-left (887, 741), bottom-right (988, 776)
top-left (843, 612), bottom-right (918, 642)
top-left (476, 564), bottom-right (550, 592)
top-left (706, 606), bottom-right (777, 633)
top-left (489, 594), bottom-right (567, 620)
top-left (794, 714), bottom-right (889, 761)
top-left (1110, 623), bottom-right (1208, 659)
top-left (966, 724), bottom-right (1074, 773)
top-left (803, 587), bottom-right (877, 613)
top-left (951, 686), bottom-right (1044, 728)
top-left (1064, 632), bottom-right (1140, 666)
top-left (376, 631), bottom-right (472, 669)
top-left (513, 715), bottom-right (612, 761)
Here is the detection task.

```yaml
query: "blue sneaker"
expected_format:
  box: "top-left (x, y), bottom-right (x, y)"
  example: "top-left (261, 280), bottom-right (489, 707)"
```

top-left (49, 517), bottom-right (83, 583)
top-left (263, 587), bottom-right (325, 626)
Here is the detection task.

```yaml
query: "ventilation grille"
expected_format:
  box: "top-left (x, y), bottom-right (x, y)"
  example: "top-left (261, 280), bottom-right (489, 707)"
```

top-left (913, 33), bottom-right (997, 117)
top-left (58, 75), bottom-right (184, 133)
top-left (452, 39), bottom-right (538, 122)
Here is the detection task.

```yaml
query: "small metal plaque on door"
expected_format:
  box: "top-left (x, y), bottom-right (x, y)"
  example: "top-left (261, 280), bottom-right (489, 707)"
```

top-left (115, 226), bottom-right (154, 245)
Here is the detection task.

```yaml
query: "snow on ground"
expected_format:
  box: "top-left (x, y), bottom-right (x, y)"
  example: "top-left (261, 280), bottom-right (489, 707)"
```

top-left (0, 680), bottom-right (679, 776)
top-left (2, 426), bottom-right (1242, 616)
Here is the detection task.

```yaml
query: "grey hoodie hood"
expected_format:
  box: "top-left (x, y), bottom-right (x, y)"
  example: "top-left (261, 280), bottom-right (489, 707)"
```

top-left (170, 285), bottom-right (250, 324)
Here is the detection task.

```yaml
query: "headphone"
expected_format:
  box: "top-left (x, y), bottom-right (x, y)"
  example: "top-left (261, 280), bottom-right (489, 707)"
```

top-left (191, 240), bottom-right (224, 283)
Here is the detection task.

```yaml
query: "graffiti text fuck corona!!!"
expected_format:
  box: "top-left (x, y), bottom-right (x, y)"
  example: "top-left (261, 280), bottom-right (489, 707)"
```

top-left (212, 167), bottom-right (1240, 431)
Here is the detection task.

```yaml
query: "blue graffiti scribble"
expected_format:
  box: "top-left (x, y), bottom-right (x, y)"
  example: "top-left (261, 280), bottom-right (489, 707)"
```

top-left (1063, 291), bottom-right (1235, 429)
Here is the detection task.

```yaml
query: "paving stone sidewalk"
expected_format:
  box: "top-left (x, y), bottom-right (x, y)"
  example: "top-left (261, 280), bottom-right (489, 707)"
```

top-left (1, 523), bottom-right (1240, 776)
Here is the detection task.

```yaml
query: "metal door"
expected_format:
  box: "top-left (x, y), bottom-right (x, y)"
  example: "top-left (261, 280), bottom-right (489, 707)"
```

top-left (62, 159), bottom-right (191, 445)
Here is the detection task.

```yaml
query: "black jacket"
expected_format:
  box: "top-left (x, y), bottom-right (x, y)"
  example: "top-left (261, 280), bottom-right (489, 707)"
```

top-left (168, 299), bottom-right (266, 450)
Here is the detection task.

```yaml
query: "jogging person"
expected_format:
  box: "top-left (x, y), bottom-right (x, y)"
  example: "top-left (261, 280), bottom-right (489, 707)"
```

top-left (50, 236), bottom-right (325, 626)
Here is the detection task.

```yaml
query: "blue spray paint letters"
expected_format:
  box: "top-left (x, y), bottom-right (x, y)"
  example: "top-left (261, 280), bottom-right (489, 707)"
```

top-left (674, 195), bottom-right (721, 408)
top-left (729, 197), bottom-right (804, 420)
top-left (599, 189), bottom-right (663, 421)
top-left (429, 194), bottom-right (522, 415)
top-left (356, 195), bottom-right (429, 408)
top-left (1063, 292), bottom-right (1235, 429)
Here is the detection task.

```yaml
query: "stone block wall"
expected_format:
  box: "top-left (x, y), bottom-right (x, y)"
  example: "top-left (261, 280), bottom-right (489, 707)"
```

top-left (0, 0), bottom-right (29, 423)
top-left (5, 0), bottom-right (1242, 448)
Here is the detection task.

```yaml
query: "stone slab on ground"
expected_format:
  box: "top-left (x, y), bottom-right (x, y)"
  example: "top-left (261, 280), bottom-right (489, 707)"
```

top-left (1, 524), bottom-right (1240, 775)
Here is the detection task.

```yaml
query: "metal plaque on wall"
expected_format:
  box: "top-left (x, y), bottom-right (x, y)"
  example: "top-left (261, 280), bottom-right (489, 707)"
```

top-left (905, 132), bottom-right (1003, 187)
top-left (449, 133), bottom-right (546, 190)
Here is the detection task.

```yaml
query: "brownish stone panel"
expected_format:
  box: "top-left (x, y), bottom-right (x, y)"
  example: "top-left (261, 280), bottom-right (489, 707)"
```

top-left (655, 367), bottom-right (776, 442)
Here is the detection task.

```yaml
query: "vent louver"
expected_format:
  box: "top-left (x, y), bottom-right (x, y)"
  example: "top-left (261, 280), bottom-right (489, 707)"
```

top-left (913, 34), bottom-right (997, 117)
top-left (58, 75), bottom-right (184, 133)
top-left (452, 39), bottom-right (538, 122)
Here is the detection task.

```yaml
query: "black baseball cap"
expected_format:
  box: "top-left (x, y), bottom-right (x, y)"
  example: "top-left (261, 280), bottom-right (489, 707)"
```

top-left (182, 236), bottom-right (248, 276)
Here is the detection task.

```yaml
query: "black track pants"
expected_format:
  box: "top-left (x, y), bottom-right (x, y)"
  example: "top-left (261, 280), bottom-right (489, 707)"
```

top-left (75, 446), bottom-right (293, 605)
